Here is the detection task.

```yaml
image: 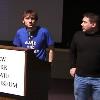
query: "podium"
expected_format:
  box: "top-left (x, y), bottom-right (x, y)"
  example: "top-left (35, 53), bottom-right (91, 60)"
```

top-left (0, 45), bottom-right (51, 100)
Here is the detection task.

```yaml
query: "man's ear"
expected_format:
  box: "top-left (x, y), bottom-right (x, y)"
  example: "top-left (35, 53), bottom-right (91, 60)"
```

top-left (92, 23), bottom-right (96, 28)
top-left (22, 20), bottom-right (24, 24)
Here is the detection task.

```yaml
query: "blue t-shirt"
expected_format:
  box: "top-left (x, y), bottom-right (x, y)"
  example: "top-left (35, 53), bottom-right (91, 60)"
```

top-left (13, 26), bottom-right (54, 61)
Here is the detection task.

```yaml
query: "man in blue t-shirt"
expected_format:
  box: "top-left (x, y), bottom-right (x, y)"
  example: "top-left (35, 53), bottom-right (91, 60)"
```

top-left (13, 9), bottom-right (54, 62)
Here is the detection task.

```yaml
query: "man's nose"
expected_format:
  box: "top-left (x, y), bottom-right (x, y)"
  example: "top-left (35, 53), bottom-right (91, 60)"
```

top-left (81, 23), bottom-right (83, 26)
top-left (29, 18), bottom-right (32, 22)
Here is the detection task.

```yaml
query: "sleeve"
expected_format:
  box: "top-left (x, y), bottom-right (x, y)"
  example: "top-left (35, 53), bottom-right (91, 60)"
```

top-left (13, 31), bottom-right (22, 47)
top-left (70, 33), bottom-right (77, 68)
top-left (44, 29), bottom-right (54, 47)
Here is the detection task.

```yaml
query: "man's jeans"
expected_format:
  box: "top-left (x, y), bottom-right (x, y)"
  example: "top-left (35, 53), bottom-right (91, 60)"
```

top-left (74, 75), bottom-right (100, 100)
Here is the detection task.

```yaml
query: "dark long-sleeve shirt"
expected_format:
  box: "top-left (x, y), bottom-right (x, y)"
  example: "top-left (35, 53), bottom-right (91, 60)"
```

top-left (71, 31), bottom-right (100, 77)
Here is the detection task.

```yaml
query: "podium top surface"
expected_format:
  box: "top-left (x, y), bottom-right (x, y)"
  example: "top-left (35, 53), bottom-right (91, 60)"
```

top-left (0, 45), bottom-right (28, 51)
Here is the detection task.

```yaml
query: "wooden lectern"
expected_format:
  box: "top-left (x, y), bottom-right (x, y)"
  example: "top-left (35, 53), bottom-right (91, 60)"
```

top-left (0, 45), bottom-right (51, 100)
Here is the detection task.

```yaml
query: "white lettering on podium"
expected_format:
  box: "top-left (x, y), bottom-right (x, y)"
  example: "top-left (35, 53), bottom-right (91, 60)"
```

top-left (0, 65), bottom-right (7, 70)
top-left (1, 81), bottom-right (17, 88)
top-left (0, 73), bottom-right (9, 78)
top-left (0, 57), bottom-right (6, 62)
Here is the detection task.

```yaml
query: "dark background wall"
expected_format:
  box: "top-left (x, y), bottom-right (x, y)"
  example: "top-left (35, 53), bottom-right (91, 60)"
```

top-left (61, 0), bottom-right (100, 48)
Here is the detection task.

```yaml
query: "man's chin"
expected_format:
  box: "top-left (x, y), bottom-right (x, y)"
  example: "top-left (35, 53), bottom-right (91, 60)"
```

top-left (82, 29), bottom-right (86, 32)
top-left (28, 26), bottom-right (33, 28)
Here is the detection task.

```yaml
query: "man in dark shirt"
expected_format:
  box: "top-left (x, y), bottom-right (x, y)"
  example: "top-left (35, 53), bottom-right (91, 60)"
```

top-left (70, 12), bottom-right (100, 100)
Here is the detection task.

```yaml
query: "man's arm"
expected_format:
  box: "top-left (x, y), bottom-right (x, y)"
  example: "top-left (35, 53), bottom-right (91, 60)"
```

top-left (48, 45), bottom-right (54, 62)
top-left (69, 33), bottom-right (77, 77)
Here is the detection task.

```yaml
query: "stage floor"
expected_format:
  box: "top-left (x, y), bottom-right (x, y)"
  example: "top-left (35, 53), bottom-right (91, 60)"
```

top-left (48, 79), bottom-right (74, 100)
